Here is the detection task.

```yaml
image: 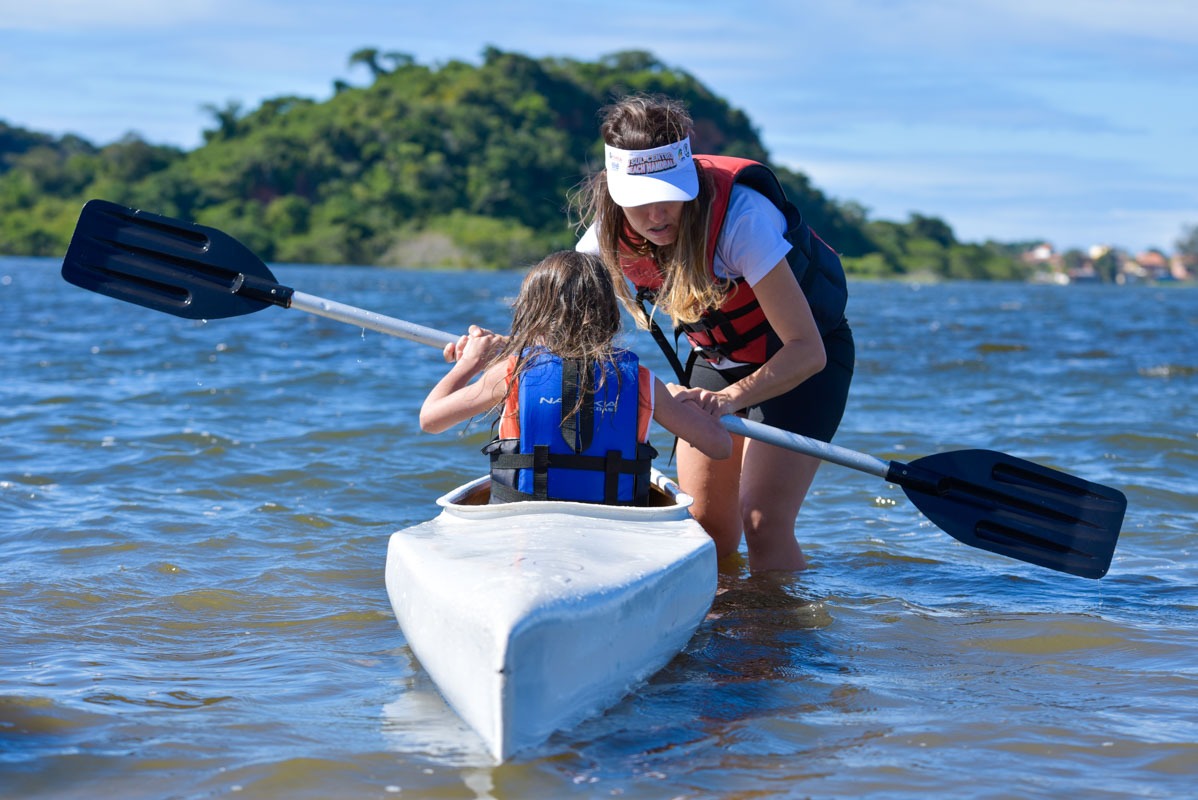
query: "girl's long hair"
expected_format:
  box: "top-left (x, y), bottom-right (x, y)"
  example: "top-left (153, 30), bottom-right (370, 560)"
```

top-left (491, 250), bottom-right (625, 418)
top-left (570, 93), bottom-right (730, 328)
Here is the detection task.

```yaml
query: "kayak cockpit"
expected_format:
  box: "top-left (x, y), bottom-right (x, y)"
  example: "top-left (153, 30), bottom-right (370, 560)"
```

top-left (435, 469), bottom-right (694, 518)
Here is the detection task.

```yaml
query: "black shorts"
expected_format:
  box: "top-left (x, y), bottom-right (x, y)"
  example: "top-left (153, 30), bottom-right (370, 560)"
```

top-left (688, 319), bottom-right (854, 443)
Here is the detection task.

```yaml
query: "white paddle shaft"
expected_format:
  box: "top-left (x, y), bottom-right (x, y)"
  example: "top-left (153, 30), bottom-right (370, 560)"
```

top-left (289, 290), bottom-right (457, 348)
top-left (720, 416), bottom-right (890, 478)
top-left (287, 287), bottom-right (891, 474)
top-left (287, 289), bottom-right (889, 475)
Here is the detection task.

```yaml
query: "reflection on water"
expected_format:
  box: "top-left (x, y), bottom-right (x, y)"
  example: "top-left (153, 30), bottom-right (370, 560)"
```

top-left (381, 673), bottom-right (493, 767)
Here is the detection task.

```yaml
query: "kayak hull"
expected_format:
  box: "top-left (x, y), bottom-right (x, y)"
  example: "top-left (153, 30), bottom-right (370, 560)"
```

top-left (384, 470), bottom-right (716, 761)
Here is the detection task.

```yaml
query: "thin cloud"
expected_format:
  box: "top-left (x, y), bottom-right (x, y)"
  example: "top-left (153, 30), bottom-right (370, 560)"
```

top-left (0, 0), bottom-right (230, 30)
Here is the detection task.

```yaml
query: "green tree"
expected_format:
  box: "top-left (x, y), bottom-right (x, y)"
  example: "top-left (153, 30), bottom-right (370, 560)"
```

top-left (201, 101), bottom-right (245, 143)
top-left (1093, 249), bottom-right (1119, 283)
top-left (1176, 223), bottom-right (1198, 259)
top-left (905, 213), bottom-right (956, 248)
top-left (899, 238), bottom-right (946, 277)
top-left (349, 48), bottom-right (386, 80)
top-left (0, 50), bottom-right (1030, 278)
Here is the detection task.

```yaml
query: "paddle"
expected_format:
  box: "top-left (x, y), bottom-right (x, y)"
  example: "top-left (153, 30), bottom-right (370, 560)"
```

top-left (720, 418), bottom-right (1124, 579)
top-left (61, 199), bottom-right (1126, 578)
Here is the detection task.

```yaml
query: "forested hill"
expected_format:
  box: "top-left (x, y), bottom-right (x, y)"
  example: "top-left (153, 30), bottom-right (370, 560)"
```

top-left (0, 48), bottom-right (1029, 279)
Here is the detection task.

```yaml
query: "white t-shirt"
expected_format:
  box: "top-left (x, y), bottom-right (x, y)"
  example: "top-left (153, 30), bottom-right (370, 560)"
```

top-left (576, 185), bottom-right (791, 368)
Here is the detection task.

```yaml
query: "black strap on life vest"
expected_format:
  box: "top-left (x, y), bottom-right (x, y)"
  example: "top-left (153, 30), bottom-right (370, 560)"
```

top-left (678, 295), bottom-right (773, 363)
top-left (636, 285), bottom-right (774, 381)
top-left (635, 286), bottom-right (691, 384)
top-left (632, 287), bottom-right (694, 468)
top-left (485, 442), bottom-right (658, 505)
top-left (558, 359), bottom-right (594, 451)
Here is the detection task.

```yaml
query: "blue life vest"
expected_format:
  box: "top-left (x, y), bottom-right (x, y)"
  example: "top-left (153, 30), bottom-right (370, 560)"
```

top-left (484, 350), bottom-right (657, 505)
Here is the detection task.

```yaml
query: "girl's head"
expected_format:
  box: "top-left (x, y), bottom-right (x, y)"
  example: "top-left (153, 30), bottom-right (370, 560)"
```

top-left (506, 250), bottom-right (621, 361)
top-left (492, 251), bottom-right (625, 419)
top-left (572, 93), bottom-right (724, 327)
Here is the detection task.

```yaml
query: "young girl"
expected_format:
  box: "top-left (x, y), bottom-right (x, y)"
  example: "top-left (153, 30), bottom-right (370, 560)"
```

top-left (420, 250), bottom-right (731, 505)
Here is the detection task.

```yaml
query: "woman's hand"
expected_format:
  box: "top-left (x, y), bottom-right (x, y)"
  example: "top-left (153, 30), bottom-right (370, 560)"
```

top-left (653, 380), bottom-right (733, 460)
top-left (666, 383), bottom-right (739, 417)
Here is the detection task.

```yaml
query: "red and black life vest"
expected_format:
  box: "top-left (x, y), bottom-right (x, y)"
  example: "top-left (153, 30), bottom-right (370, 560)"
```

top-left (619, 155), bottom-right (847, 378)
top-left (483, 350), bottom-right (657, 505)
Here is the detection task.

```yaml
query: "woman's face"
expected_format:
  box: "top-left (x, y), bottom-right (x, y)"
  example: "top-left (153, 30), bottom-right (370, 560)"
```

top-left (622, 201), bottom-right (684, 246)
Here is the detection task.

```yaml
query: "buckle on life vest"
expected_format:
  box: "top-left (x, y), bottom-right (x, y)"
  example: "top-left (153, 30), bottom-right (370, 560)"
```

top-left (690, 343), bottom-right (725, 362)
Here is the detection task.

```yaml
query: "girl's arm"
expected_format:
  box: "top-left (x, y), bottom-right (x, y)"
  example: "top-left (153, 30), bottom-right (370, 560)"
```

top-left (651, 377), bottom-right (733, 460)
top-left (420, 330), bottom-right (508, 434)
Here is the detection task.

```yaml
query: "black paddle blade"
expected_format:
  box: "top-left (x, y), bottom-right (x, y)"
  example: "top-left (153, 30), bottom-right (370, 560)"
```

top-left (887, 449), bottom-right (1126, 579)
top-left (61, 199), bottom-right (292, 320)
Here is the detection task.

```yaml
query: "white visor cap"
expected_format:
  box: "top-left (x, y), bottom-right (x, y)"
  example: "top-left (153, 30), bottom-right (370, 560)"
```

top-left (604, 137), bottom-right (699, 207)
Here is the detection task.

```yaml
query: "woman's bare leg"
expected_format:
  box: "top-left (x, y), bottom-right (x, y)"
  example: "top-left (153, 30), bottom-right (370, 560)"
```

top-left (738, 440), bottom-right (821, 571)
top-left (676, 434), bottom-right (746, 559)
top-left (679, 434), bottom-right (820, 571)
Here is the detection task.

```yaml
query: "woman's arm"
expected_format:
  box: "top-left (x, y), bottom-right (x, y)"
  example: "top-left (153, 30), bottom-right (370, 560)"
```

top-left (651, 377), bottom-right (733, 460)
top-left (684, 259), bottom-right (826, 416)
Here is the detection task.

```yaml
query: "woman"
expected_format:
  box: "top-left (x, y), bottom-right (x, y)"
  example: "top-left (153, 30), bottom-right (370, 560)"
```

top-left (574, 94), bottom-right (854, 570)
top-left (422, 250), bottom-right (731, 505)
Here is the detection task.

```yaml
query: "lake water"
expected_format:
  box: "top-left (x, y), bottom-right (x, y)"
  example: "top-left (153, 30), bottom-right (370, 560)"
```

top-left (2, 258), bottom-right (1195, 799)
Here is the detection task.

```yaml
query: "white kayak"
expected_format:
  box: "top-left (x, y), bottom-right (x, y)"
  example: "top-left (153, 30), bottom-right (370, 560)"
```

top-left (384, 469), bottom-right (717, 761)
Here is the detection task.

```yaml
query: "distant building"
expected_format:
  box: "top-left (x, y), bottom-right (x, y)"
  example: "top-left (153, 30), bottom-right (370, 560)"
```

top-left (1022, 242), bottom-right (1192, 285)
top-left (1022, 242), bottom-right (1056, 263)
top-left (1021, 242), bottom-right (1067, 283)
top-left (1116, 249), bottom-right (1193, 284)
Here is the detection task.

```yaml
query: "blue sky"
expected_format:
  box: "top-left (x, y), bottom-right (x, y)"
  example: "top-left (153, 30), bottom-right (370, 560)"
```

top-left (3, 0), bottom-right (1195, 254)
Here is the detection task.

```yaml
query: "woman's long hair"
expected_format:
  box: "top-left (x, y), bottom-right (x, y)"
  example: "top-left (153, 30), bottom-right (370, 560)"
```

top-left (570, 93), bottom-right (730, 328)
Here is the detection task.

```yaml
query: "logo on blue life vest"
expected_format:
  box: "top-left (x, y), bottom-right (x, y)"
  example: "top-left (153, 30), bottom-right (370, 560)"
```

top-left (537, 397), bottom-right (622, 413)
